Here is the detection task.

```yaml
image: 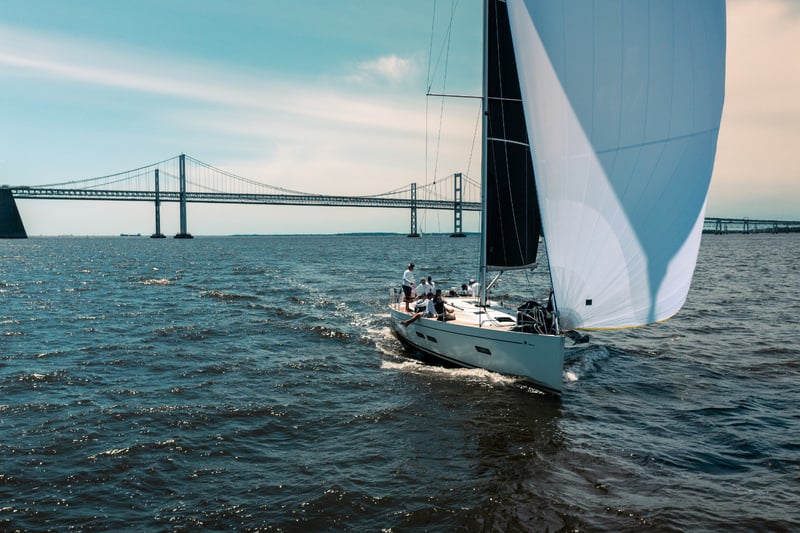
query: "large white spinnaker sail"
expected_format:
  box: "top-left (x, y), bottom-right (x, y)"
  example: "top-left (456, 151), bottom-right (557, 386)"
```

top-left (507, 0), bottom-right (726, 329)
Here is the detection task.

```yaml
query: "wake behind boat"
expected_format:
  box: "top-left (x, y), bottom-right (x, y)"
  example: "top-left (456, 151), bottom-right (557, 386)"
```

top-left (390, 0), bottom-right (726, 396)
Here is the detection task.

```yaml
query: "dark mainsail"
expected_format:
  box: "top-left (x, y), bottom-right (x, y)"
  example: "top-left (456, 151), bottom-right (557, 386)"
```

top-left (484, 0), bottom-right (541, 270)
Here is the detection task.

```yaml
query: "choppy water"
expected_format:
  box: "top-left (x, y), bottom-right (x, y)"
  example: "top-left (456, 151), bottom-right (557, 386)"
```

top-left (1, 234), bottom-right (798, 531)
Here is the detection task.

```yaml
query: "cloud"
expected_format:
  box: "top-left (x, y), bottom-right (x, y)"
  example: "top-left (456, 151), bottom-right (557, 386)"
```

top-left (0, 23), bottom-right (479, 198)
top-left (0, 25), bottom-right (424, 135)
top-left (346, 53), bottom-right (419, 85)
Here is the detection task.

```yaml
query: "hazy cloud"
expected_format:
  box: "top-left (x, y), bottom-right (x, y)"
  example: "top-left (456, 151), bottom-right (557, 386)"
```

top-left (347, 54), bottom-right (418, 85)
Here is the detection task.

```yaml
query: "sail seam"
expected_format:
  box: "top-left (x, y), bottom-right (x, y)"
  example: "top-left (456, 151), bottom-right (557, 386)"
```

top-left (487, 137), bottom-right (529, 147)
top-left (594, 127), bottom-right (719, 155)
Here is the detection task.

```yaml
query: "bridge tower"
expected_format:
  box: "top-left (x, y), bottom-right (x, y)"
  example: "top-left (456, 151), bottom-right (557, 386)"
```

top-left (174, 154), bottom-right (193, 239)
top-left (150, 169), bottom-right (166, 238)
top-left (408, 182), bottom-right (420, 238)
top-left (450, 172), bottom-right (466, 238)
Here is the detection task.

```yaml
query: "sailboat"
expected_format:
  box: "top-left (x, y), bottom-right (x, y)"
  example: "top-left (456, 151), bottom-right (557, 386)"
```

top-left (389, 0), bottom-right (726, 395)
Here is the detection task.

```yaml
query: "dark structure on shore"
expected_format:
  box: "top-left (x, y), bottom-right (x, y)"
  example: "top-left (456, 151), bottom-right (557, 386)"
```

top-left (0, 187), bottom-right (27, 238)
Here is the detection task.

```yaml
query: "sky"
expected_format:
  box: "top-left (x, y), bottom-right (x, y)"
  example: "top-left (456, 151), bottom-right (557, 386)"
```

top-left (1, 0), bottom-right (798, 236)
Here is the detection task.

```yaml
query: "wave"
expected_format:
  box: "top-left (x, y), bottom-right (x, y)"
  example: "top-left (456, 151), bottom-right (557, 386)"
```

top-left (200, 290), bottom-right (259, 301)
top-left (14, 370), bottom-right (79, 384)
top-left (248, 303), bottom-right (306, 320)
top-left (230, 266), bottom-right (269, 276)
top-left (563, 344), bottom-right (611, 383)
top-left (151, 325), bottom-right (222, 341)
top-left (138, 278), bottom-right (172, 286)
top-left (87, 438), bottom-right (180, 460)
top-left (302, 324), bottom-right (352, 340)
top-left (35, 349), bottom-right (67, 359)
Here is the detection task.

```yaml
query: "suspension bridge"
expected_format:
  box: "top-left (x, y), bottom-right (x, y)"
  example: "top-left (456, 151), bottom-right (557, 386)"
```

top-left (0, 154), bottom-right (481, 238)
top-left (1, 153), bottom-right (798, 238)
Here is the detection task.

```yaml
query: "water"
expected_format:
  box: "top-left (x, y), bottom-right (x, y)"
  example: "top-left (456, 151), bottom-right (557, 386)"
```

top-left (1, 234), bottom-right (798, 531)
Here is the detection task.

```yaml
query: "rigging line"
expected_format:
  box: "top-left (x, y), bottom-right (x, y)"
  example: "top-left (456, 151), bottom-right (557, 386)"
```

top-left (426, 93), bottom-right (520, 102)
top-left (431, 0), bottom-right (459, 189)
top-left (426, 0), bottom-right (437, 92)
top-left (466, 102), bottom-right (482, 180)
top-left (425, 72), bottom-right (430, 195)
top-left (425, 1), bottom-right (456, 239)
top-left (424, 0), bottom-right (441, 205)
top-left (426, 92), bottom-right (482, 99)
top-left (426, 0), bottom-right (460, 94)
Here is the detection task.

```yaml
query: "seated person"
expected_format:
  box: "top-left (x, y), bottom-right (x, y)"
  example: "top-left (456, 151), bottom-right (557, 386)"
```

top-left (458, 283), bottom-right (473, 296)
top-left (425, 292), bottom-right (437, 317)
top-left (426, 276), bottom-right (436, 292)
top-left (415, 279), bottom-right (430, 299)
top-left (402, 292), bottom-right (436, 326)
top-left (413, 293), bottom-right (430, 313)
top-left (469, 279), bottom-right (480, 295)
top-left (433, 289), bottom-right (456, 321)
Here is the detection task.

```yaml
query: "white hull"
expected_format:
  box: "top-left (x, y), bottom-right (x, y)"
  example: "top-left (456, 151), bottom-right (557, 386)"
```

top-left (389, 296), bottom-right (565, 395)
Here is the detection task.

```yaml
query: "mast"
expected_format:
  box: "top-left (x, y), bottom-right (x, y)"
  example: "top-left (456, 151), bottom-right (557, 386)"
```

top-left (478, 0), bottom-right (489, 307)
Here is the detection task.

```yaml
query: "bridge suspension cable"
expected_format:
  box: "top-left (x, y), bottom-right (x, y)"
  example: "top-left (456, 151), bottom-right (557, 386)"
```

top-left (37, 156), bottom-right (179, 189)
top-left (14, 154), bottom-right (482, 206)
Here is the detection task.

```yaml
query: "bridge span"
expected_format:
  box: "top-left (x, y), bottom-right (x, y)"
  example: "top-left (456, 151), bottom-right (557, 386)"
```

top-left (1, 154), bottom-right (479, 238)
top-left (8, 187), bottom-right (480, 211)
top-left (2, 154), bottom-right (798, 238)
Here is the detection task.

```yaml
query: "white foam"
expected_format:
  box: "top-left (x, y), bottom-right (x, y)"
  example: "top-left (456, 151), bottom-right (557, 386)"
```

top-left (380, 357), bottom-right (517, 387)
top-left (139, 278), bottom-right (171, 286)
top-left (563, 345), bottom-right (610, 383)
top-left (370, 326), bottom-right (402, 356)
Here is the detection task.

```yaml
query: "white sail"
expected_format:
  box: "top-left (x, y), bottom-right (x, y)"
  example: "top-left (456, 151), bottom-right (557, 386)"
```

top-left (507, 0), bottom-right (726, 329)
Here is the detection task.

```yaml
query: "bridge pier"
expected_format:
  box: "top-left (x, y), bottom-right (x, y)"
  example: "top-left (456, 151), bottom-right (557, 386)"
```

top-left (0, 187), bottom-right (27, 238)
top-left (408, 182), bottom-right (420, 238)
top-left (174, 154), bottom-right (193, 239)
top-left (150, 169), bottom-right (166, 238)
top-left (450, 172), bottom-right (466, 238)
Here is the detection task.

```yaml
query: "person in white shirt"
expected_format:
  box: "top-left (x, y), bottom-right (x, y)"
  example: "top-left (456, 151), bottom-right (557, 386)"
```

top-left (402, 263), bottom-right (415, 311)
top-left (402, 292), bottom-right (436, 326)
top-left (425, 293), bottom-right (437, 317)
top-left (426, 276), bottom-right (435, 292)
top-left (415, 279), bottom-right (429, 299)
top-left (469, 279), bottom-right (480, 296)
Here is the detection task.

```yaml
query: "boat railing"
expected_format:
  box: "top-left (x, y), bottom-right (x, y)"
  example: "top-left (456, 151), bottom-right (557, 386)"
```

top-left (389, 287), bottom-right (401, 306)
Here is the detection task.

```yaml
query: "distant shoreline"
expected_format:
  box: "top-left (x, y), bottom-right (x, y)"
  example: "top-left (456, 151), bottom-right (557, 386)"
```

top-left (17, 230), bottom-right (800, 238)
top-left (20, 232), bottom-right (483, 238)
